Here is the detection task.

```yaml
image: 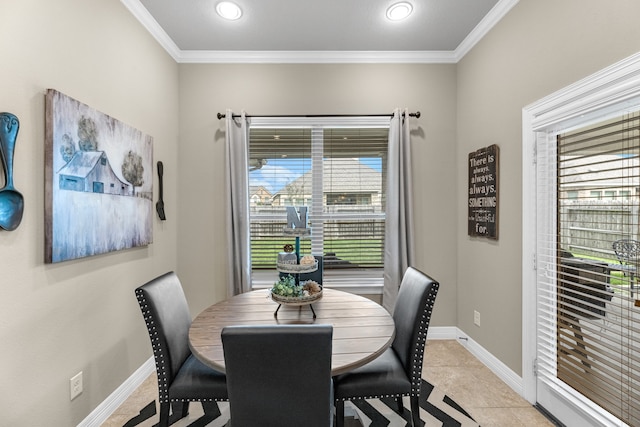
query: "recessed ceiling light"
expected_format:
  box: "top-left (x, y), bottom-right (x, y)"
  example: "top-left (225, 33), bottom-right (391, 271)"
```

top-left (216, 2), bottom-right (242, 20)
top-left (386, 2), bottom-right (413, 21)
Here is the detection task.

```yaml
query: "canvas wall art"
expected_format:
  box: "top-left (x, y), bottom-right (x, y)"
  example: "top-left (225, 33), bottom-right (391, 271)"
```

top-left (45, 89), bottom-right (153, 263)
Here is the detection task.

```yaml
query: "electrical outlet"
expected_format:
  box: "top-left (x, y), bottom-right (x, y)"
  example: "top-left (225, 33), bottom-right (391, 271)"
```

top-left (70, 371), bottom-right (83, 400)
top-left (474, 310), bottom-right (481, 327)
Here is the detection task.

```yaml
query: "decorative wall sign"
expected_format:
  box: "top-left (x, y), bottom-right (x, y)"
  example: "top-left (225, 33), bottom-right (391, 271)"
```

top-left (45, 89), bottom-right (153, 263)
top-left (468, 144), bottom-right (499, 239)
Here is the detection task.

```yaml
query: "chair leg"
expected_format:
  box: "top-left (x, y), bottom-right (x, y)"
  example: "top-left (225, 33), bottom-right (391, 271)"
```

top-left (202, 401), bottom-right (222, 420)
top-left (410, 396), bottom-right (421, 427)
top-left (167, 401), bottom-right (190, 425)
top-left (335, 400), bottom-right (345, 427)
top-left (396, 396), bottom-right (404, 413)
top-left (571, 324), bottom-right (592, 369)
top-left (171, 401), bottom-right (189, 418)
top-left (158, 402), bottom-right (170, 427)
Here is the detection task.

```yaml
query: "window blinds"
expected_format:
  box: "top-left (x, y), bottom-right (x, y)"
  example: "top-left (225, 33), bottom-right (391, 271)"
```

top-left (541, 112), bottom-right (640, 425)
top-left (248, 125), bottom-right (388, 270)
top-left (249, 128), bottom-right (312, 267)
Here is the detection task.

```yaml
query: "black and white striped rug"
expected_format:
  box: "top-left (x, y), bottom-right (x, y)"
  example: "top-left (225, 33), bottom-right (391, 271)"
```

top-left (350, 380), bottom-right (479, 426)
top-left (124, 379), bottom-right (479, 427)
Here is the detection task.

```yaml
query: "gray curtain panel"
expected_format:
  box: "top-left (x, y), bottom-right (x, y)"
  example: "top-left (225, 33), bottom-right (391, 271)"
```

top-left (383, 108), bottom-right (415, 312)
top-left (225, 110), bottom-right (252, 296)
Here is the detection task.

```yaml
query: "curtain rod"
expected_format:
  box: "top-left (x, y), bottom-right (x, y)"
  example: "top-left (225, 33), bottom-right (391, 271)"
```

top-left (216, 111), bottom-right (420, 120)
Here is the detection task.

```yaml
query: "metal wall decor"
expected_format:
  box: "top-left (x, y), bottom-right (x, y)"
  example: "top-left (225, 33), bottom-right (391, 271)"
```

top-left (0, 112), bottom-right (24, 231)
top-left (156, 161), bottom-right (166, 220)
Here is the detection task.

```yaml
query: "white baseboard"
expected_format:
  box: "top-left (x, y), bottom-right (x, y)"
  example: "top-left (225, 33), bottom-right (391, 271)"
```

top-left (454, 328), bottom-right (524, 396)
top-left (78, 357), bottom-right (155, 427)
top-left (83, 327), bottom-right (525, 425)
top-left (427, 325), bottom-right (459, 340)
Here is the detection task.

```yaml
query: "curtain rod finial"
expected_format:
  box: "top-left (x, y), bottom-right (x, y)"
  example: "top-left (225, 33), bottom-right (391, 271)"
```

top-left (414, 111), bottom-right (421, 118)
top-left (217, 112), bottom-right (225, 120)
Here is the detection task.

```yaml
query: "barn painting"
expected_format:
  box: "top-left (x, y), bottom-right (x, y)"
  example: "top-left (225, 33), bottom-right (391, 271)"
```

top-left (58, 151), bottom-right (131, 195)
top-left (45, 89), bottom-right (153, 263)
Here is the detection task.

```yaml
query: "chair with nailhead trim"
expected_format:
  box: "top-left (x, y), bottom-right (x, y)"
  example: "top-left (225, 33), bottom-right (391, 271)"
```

top-left (333, 267), bottom-right (439, 427)
top-left (222, 324), bottom-right (333, 427)
top-left (135, 271), bottom-right (228, 427)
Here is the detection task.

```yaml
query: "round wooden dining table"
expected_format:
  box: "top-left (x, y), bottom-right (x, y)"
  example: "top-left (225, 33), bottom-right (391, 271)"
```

top-left (188, 288), bottom-right (395, 376)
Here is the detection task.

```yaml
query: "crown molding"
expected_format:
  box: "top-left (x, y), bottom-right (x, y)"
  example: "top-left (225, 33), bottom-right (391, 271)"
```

top-left (454, 0), bottom-right (520, 61)
top-left (122, 0), bottom-right (518, 64)
top-left (176, 50), bottom-right (457, 64)
top-left (120, 0), bottom-right (181, 59)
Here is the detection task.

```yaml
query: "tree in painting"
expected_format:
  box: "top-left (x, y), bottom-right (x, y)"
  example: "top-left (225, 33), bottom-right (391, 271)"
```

top-left (78, 115), bottom-right (99, 151)
top-left (59, 115), bottom-right (99, 161)
top-left (59, 133), bottom-right (76, 162)
top-left (122, 150), bottom-right (144, 195)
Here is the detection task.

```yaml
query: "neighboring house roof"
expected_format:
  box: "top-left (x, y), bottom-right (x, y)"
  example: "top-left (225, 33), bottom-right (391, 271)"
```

top-left (250, 185), bottom-right (272, 196)
top-left (274, 158), bottom-right (381, 197)
top-left (58, 151), bottom-right (107, 178)
top-left (562, 154), bottom-right (640, 189)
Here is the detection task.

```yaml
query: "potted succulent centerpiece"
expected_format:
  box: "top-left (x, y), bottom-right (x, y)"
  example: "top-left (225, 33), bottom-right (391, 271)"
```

top-left (270, 274), bottom-right (322, 305)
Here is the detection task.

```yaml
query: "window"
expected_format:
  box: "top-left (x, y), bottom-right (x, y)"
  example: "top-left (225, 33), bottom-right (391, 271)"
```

top-left (566, 191), bottom-right (579, 199)
top-left (326, 193), bottom-right (371, 205)
top-left (554, 113), bottom-right (640, 425)
top-left (248, 117), bottom-right (389, 288)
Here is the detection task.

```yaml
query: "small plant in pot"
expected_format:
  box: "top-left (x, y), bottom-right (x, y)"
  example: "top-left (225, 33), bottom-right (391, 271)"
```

top-left (271, 274), bottom-right (303, 297)
top-left (270, 275), bottom-right (322, 301)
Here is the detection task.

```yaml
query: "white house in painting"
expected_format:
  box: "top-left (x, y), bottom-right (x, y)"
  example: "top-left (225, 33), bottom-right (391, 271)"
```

top-left (57, 151), bottom-right (130, 196)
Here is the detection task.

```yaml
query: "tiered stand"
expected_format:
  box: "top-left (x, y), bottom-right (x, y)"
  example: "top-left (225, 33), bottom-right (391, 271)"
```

top-left (274, 232), bottom-right (320, 318)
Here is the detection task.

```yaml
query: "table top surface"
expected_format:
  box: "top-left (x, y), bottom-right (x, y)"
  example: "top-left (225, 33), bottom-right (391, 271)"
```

top-left (188, 288), bottom-right (395, 376)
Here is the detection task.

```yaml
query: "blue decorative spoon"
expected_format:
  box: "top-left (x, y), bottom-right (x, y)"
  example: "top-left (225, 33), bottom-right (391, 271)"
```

top-left (0, 112), bottom-right (24, 231)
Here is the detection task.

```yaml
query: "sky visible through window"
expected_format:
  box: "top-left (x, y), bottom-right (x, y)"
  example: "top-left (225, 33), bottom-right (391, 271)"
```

top-left (250, 157), bottom-right (382, 193)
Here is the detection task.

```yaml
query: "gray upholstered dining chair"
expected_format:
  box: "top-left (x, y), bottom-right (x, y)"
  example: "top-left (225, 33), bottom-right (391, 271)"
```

top-left (135, 271), bottom-right (228, 427)
top-left (221, 324), bottom-right (333, 427)
top-left (333, 267), bottom-right (440, 427)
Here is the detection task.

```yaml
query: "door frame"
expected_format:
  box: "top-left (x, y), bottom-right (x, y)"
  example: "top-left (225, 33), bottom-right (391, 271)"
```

top-left (522, 52), bottom-right (640, 425)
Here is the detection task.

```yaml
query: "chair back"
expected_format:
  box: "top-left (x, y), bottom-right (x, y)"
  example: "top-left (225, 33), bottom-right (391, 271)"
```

top-left (559, 258), bottom-right (614, 319)
top-left (222, 324), bottom-right (333, 427)
top-left (391, 267), bottom-right (440, 392)
top-left (135, 271), bottom-right (193, 401)
top-left (612, 239), bottom-right (640, 265)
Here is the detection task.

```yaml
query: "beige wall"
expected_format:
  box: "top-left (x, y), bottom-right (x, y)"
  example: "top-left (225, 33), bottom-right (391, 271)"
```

top-left (456, 0), bottom-right (640, 374)
top-left (177, 64), bottom-right (459, 321)
top-left (5, 0), bottom-right (640, 424)
top-left (0, 0), bottom-right (179, 425)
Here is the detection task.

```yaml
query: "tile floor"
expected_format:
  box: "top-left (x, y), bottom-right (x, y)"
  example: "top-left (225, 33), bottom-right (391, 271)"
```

top-left (102, 340), bottom-right (554, 426)
top-left (422, 340), bottom-right (554, 427)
